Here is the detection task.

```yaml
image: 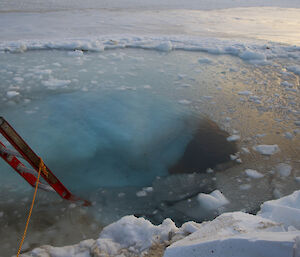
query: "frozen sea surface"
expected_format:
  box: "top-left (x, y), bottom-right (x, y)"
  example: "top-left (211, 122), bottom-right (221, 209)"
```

top-left (1, 0), bottom-right (300, 11)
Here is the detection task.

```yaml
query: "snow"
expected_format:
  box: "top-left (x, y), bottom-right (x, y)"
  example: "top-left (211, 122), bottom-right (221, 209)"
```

top-left (245, 169), bottom-right (264, 179)
top-left (22, 239), bottom-right (95, 257)
top-left (253, 144), bottom-right (280, 155)
top-left (1, 35), bottom-right (298, 66)
top-left (197, 190), bottom-right (229, 211)
top-left (0, 7), bottom-right (300, 58)
top-left (95, 216), bottom-right (177, 255)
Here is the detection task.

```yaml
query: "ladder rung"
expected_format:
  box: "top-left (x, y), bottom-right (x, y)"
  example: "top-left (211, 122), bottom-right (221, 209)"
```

top-left (18, 165), bottom-right (55, 192)
top-left (17, 165), bottom-right (36, 175)
top-left (0, 145), bottom-right (23, 159)
top-left (38, 183), bottom-right (55, 192)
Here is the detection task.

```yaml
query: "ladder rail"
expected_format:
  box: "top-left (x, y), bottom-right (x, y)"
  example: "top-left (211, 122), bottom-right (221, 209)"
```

top-left (0, 141), bottom-right (54, 192)
top-left (0, 117), bottom-right (90, 205)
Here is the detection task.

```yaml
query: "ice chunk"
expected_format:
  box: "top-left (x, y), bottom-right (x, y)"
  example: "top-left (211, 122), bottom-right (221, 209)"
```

top-left (165, 211), bottom-right (287, 257)
top-left (197, 190), bottom-right (229, 210)
top-left (6, 91), bottom-right (20, 98)
top-left (42, 78), bottom-right (71, 88)
top-left (230, 154), bottom-right (238, 160)
top-left (34, 69), bottom-right (52, 75)
top-left (155, 41), bottom-right (173, 52)
top-left (164, 231), bottom-right (300, 257)
top-left (281, 81), bottom-right (293, 87)
top-left (283, 132), bottom-right (293, 139)
top-left (245, 169), bottom-right (264, 179)
top-left (95, 215), bottom-right (178, 255)
top-left (275, 163), bottom-right (292, 177)
top-left (198, 57), bottom-right (213, 64)
top-left (287, 66), bottom-right (300, 76)
top-left (178, 99), bottom-right (191, 105)
top-left (238, 90), bottom-right (252, 96)
top-left (13, 77), bottom-right (24, 83)
top-left (25, 239), bottom-right (95, 257)
top-left (253, 145), bottom-right (279, 155)
top-left (206, 168), bottom-right (214, 173)
top-left (136, 190), bottom-right (147, 197)
top-left (239, 184), bottom-right (251, 190)
top-left (236, 158), bottom-right (242, 163)
top-left (239, 50), bottom-right (265, 61)
top-left (256, 133), bottom-right (266, 138)
top-left (143, 187), bottom-right (153, 193)
top-left (227, 135), bottom-right (240, 142)
top-left (258, 190), bottom-right (300, 229)
top-left (241, 147), bottom-right (250, 154)
top-left (68, 50), bottom-right (84, 56)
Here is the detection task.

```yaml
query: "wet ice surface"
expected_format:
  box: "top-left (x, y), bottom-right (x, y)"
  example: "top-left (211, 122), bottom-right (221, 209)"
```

top-left (0, 48), bottom-right (299, 256)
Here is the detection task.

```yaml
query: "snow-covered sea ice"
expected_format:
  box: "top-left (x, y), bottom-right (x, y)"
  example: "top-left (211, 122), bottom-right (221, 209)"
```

top-left (0, 0), bottom-right (300, 256)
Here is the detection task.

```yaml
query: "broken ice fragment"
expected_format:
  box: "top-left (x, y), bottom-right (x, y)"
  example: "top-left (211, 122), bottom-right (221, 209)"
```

top-left (197, 190), bottom-right (229, 210)
top-left (245, 169), bottom-right (264, 179)
top-left (253, 145), bottom-right (279, 155)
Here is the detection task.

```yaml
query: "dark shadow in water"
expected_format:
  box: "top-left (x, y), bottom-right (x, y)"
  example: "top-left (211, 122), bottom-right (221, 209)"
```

top-left (168, 118), bottom-right (237, 174)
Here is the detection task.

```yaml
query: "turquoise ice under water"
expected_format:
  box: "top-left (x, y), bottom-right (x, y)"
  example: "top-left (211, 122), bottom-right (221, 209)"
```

top-left (0, 49), bottom-right (242, 190)
top-left (0, 48), bottom-right (299, 256)
top-left (2, 90), bottom-right (196, 189)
